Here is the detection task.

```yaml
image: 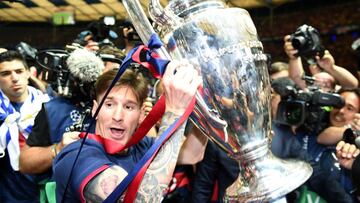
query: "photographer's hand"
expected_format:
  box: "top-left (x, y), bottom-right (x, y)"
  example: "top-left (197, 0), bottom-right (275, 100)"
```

top-left (316, 50), bottom-right (358, 88)
top-left (336, 140), bottom-right (359, 170)
top-left (139, 97), bottom-right (153, 123)
top-left (316, 50), bottom-right (335, 72)
top-left (283, 35), bottom-right (298, 60)
top-left (349, 114), bottom-right (360, 132)
top-left (284, 35), bottom-right (307, 89)
top-left (123, 27), bottom-right (134, 38)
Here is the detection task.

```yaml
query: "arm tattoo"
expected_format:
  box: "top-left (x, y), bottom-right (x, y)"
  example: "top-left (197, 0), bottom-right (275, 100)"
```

top-left (135, 111), bottom-right (187, 202)
top-left (84, 166), bottom-right (127, 203)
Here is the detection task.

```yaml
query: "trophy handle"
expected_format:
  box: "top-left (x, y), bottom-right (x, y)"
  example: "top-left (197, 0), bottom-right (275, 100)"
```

top-left (148, 0), bottom-right (182, 27)
top-left (122, 0), bottom-right (170, 59)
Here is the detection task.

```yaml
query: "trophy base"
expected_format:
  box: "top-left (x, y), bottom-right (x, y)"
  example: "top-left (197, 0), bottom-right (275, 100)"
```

top-left (224, 151), bottom-right (312, 203)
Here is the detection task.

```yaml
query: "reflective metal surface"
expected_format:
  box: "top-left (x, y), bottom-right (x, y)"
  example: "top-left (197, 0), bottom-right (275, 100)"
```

top-left (123, 0), bottom-right (312, 202)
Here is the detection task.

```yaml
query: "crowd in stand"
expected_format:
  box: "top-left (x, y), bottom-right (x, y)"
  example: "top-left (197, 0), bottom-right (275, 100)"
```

top-left (1, 11), bottom-right (360, 203)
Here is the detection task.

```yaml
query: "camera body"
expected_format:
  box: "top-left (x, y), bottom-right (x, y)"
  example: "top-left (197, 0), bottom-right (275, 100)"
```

top-left (275, 86), bottom-right (344, 132)
top-left (290, 24), bottom-right (325, 61)
top-left (74, 21), bottom-right (117, 47)
top-left (342, 128), bottom-right (360, 148)
top-left (36, 50), bottom-right (72, 96)
top-left (16, 42), bottom-right (38, 61)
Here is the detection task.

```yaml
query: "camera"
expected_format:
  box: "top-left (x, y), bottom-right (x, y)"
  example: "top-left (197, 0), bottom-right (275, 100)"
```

top-left (290, 24), bottom-right (325, 63)
top-left (120, 20), bottom-right (141, 42)
top-left (16, 42), bottom-right (38, 62)
top-left (74, 21), bottom-right (118, 48)
top-left (36, 49), bottom-right (72, 96)
top-left (275, 85), bottom-right (344, 133)
top-left (343, 128), bottom-right (360, 148)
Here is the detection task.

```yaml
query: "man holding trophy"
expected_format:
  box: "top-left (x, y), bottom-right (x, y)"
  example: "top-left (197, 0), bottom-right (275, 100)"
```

top-left (54, 0), bottom-right (313, 202)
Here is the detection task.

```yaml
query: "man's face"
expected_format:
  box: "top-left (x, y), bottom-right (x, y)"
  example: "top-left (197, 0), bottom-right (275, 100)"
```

top-left (314, 72), bottom-right (335, 92)
top-left (270, 70), bottom-right (289, 80)
top-left (93, 85), bottom-right (141, 145)
top-left (330, 91), bottom-right (360, 127)
top-left (0, 60), bottom-right (29, 102)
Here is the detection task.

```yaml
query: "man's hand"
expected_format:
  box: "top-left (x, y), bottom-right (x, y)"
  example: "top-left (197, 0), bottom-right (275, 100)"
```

top-left (284, 35), bottom-right (298, 60)
top-left (336, 141), bottom-right (360, 170)
top-left (349, 113), bottom-right (360, 130)
top-left (162, 60), bottom-right (202, 116)
top-left (139, 97), bottom-right (153, 123)
top-left (316, 50), bottom-right (335, 72)
top-left (85, 41), bottom-right (99, 52)
top-left (57, 131), bottom-right (80, 152)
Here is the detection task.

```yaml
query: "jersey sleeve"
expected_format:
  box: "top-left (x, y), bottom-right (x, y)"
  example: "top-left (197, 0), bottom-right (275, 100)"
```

top-left (53, 139), bottom-right (113, 202)
top-left (26, 105), bottom-right (52, 146)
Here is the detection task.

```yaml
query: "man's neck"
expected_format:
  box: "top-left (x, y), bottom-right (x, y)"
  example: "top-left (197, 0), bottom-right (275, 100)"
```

top-left (9, 86), bottom-right (28, 103)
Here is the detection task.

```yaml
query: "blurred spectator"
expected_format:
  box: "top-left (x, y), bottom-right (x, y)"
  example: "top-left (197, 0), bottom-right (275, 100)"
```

top-left (72, 21), bottom-right (118, 52)
top-left (73, 30), bottom-right (100, 52)
top-left (190, 140), bottom-right (239, 203)
top-left (0, 50), bottom-right (50, 202)
top-left (97, 45), bottom-right (125, 72)
top-left (19, 49), bottom-right (104, 202)
top-left (270, 61), bottom-right (289, 80)
top-left (0, 48), bottom-right (7, 53)
top-left (352, 38), bottom-right (360, 80)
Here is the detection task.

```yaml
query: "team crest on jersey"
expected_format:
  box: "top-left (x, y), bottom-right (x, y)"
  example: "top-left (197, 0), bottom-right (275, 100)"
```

top-left (70, 110), bottom-right (81, 122)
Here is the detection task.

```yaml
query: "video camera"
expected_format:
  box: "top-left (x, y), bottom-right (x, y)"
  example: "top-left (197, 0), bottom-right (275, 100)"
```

top-left (275, 84), bottom-right (344, 133)
top-left (36, 49), bottom-right (72, 96)
top-left (290, 24), bottom-right (325, 64)
top-left (16, 42), bottom-right (38, 62)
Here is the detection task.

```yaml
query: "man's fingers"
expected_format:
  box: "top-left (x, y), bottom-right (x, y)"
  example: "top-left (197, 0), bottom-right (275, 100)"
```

top-left (336, 141), bottom-right (346, 151)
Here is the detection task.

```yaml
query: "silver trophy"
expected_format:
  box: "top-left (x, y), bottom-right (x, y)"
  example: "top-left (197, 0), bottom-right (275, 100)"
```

top-left (123, 0), bottom-right (312, 202)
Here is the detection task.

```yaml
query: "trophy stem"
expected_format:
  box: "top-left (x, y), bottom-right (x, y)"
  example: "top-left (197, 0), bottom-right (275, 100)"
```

top-left (225, 139), bottom-right (312, 203)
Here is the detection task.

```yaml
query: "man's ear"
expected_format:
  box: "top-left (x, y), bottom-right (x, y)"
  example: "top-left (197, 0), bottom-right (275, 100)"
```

top-left (92, 100), bottom-right (98, 119)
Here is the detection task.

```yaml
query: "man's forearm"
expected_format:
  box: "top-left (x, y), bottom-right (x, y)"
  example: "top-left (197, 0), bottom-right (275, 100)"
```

top-left (317, 126), bottom-right (346, 145)
top-left (19, 144), bottom-right (54, 174)
top-left (135, 111), bottom-right (187, 203)
top-left (288, 58), bottom-right (306, 89)
top-left (329, 65), bottom-right (359, 88)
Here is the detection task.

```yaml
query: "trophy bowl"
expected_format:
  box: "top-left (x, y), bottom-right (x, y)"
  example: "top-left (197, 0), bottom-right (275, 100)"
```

top-left (123, 0), bottom-right (312, 202)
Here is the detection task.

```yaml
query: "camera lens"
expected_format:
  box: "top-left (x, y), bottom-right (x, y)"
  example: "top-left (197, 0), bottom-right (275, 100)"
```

top-left (291, 36), bottom-right (306, 49)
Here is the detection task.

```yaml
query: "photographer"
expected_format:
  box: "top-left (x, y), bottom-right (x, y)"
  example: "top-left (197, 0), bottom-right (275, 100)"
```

top-left (120, 20), bottom-right (142, 54)
top-left (271, 78), bottom-right (356, 202)
top-left (283, 25), bottom-right (358, 91)
top-left (19, 49), bottom-right (104, 196)
top-left (317, 88), bottom-right (360, 146)
top-left (72, 20), bottom-right (118, 52)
